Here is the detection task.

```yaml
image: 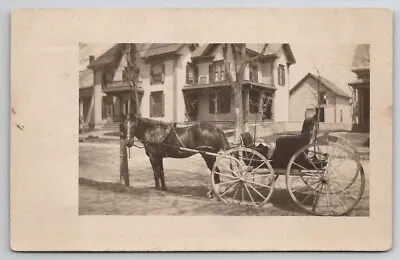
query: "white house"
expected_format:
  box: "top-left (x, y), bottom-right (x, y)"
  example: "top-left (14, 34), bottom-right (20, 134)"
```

top-left (289, 73), bottom-right (352, 125)
top-left (183, 44), bottom-right (296, 124)
top-left (79, 43), bottom-right (296, 129)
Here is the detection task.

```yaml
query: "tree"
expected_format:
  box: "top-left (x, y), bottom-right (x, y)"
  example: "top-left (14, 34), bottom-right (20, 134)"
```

top-left (221, 44), bottom-right (267, 142)
top-left (125, 43), bottom-right (141, 115)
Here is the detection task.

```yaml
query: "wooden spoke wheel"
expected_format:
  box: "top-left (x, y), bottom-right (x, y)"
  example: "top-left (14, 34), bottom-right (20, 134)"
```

top-left (211, 147), bottom-right (276, 207)
top-left (286, 142), bottom-right (365, 216)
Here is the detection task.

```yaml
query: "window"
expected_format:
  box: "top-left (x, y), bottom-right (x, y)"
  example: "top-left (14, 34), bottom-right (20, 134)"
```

top-left (249, 63), bottom-right (259, 82)
top-left (278, 64), bottom-right (285, 86)
top-left (249, 90), bottom-right (260, 114)
top-left (319, 92), bottom-right (327, 104)
top-left (150, 63), bottom-right (165, 85)
top-left (186, 63), bottom-right (198, 84)
top-left (340, 109), bottom-right (343, 123)
top-left (261, 94), bottom-right (273, 120)
top-left (209, 61), bottom-right (226, 83)
top-left (209, 91), bottom-right (231, 114)
top-left (184, 95), bottom-right (199, 120)
top-left (150, 91), bottom-right (164, 117)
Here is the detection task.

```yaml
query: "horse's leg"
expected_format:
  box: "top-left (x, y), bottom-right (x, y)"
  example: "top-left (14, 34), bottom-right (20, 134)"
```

top-left (201, 154), bottom-right (220, 198)
top-left (149, 156), bottom-right (161, 190)
top-left (159, 158), bottom-right (167, 191)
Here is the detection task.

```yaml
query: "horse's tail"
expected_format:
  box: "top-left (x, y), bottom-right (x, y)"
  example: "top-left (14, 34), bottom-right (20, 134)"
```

top-left (217, 128), bottom-right (231, 151)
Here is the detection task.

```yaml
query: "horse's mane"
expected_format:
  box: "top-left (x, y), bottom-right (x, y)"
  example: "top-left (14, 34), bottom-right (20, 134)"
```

top-left (137, 115), bottom-right (169, 127)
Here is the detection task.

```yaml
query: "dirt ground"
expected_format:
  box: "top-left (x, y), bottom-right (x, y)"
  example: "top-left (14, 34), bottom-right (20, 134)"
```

top-left (79, 143), bottom-right (370, 216)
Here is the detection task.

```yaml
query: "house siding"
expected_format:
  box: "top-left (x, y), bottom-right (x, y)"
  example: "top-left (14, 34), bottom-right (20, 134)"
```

top-left (289, 76), bottom-right (351, 125)
top-left (273, 48), bottom-right (290, 122)
top-left (176, 45), bottom-right (194, 122)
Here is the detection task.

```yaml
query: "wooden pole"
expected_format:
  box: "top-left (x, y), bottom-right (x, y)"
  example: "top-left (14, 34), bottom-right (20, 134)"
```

top-left (119, 43), bottom-right (131, 187)
top-left (119, 137), bottom-right (130, 186)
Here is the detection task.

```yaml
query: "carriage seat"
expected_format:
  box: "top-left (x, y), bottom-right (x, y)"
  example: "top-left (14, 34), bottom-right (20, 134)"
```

top-left (240, 117), bottom-right (316, 164)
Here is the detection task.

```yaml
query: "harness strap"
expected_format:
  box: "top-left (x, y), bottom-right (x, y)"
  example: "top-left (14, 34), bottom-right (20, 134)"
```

top-left (162, 123), bottom-right (185, 148)
top-left (171, 124), bottom-right (186, 148)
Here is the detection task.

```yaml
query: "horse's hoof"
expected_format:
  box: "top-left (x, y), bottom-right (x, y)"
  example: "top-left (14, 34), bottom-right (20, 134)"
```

top-left (206, 191), bottom-right (215, 199)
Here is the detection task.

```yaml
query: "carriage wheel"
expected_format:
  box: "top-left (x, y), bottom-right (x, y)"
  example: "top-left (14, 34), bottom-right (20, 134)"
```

top-left (211, 147), bottom-right (276, 207)
top-left (286, 142), bottom-right (365, 216)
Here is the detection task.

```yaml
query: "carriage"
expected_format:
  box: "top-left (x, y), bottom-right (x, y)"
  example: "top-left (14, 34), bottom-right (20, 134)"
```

top-left (209, 117), bottom-right (365, 216)
top-left (120, 113), bottom-right (365, 217)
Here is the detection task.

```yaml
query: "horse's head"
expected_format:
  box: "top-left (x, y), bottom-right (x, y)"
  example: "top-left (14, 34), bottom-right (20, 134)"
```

top-left (120, 113), bottom-right (138, 148)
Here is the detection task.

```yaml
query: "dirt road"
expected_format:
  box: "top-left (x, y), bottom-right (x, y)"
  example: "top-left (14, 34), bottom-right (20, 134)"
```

top-left (79, 143), bottom-right (370, 216)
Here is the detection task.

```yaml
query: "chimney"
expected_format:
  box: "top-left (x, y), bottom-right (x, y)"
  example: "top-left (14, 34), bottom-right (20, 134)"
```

top-left (89, 55), bottom-right (95, 65)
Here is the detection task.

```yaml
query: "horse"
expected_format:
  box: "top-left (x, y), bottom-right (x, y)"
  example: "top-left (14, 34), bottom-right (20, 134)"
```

top-left (119, 113), bottom-right (231, 195)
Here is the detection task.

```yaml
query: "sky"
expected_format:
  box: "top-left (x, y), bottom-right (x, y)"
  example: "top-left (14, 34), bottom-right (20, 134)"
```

top-left (289, 44), bottom-right (357, 95)
top-left (80, 43), bottom-right (358, 95)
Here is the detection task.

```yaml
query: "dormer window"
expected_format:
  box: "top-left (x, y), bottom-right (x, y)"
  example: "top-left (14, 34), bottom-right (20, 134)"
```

top-left (278, 64), bottom-right (285, 86)
top-left (150, 63), bottom-right (165, 85)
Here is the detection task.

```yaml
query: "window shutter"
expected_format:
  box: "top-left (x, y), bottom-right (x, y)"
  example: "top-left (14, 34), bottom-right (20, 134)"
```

top-left (194, 66), bottom-right (199, 83)
top-left (150, 94), bottom-right (153, 117)
top-left (150, 65), bottom-right (153, 85)
top-left (161, 92), bottom-right (165, 116)
top-left (209, 64), bottom-right (213, 83)
top-left (186, 63), bottom-right (190, 84)
top-left (162, 63), bottom-right (165, 83)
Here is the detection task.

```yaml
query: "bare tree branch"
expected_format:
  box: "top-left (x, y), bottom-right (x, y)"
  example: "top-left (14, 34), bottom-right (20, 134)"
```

top-left (245, 44), bottom-right (268, 64)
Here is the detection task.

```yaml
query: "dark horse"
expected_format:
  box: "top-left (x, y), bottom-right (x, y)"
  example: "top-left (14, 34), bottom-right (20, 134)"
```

top-left (120, 114), bottom-right (231, 194)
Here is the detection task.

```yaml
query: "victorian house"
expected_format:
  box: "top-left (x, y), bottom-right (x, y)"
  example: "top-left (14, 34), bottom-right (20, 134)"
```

top-left (349, 44), bottom-right (370, 132)
top-left (79, 43), bottom-right (296, 129)
top-left (183, 44), bottom-right (296, 124)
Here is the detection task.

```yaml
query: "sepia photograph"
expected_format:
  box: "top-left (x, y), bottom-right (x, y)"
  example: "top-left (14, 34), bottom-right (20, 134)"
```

top-left (79, 43), bottom-right (370, 216)
top-left (10, 8), bottom-right (391, 251)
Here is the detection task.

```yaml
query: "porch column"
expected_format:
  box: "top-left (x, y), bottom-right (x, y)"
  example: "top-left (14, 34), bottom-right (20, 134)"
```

top-left (359, 88), bottom-right (364, 127)
top-left (258, 91), bottom-right (264, 120)
top-left (79, 98), bottom-right (83, 118)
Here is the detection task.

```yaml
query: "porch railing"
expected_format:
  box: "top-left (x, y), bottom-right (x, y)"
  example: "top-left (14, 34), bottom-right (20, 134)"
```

top-left (106, 80), bottom-right (142, 89)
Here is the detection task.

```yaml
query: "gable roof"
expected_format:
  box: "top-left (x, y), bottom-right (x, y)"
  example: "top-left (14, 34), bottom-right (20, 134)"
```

top-left (88, 43), bottom-right (194, 69)
top-left (87, 44), bottom-right (124, 69)
top-left (352, 44), bottom-right (370, 70)
top-left (290, 73), bottom-right (351, 99)
top-left (191, 43), bottom-right (296, 64)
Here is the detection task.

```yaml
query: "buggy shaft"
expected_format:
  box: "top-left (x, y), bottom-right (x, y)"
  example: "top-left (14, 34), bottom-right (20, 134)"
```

top-left (177, 147), bottom-right (220, 157)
